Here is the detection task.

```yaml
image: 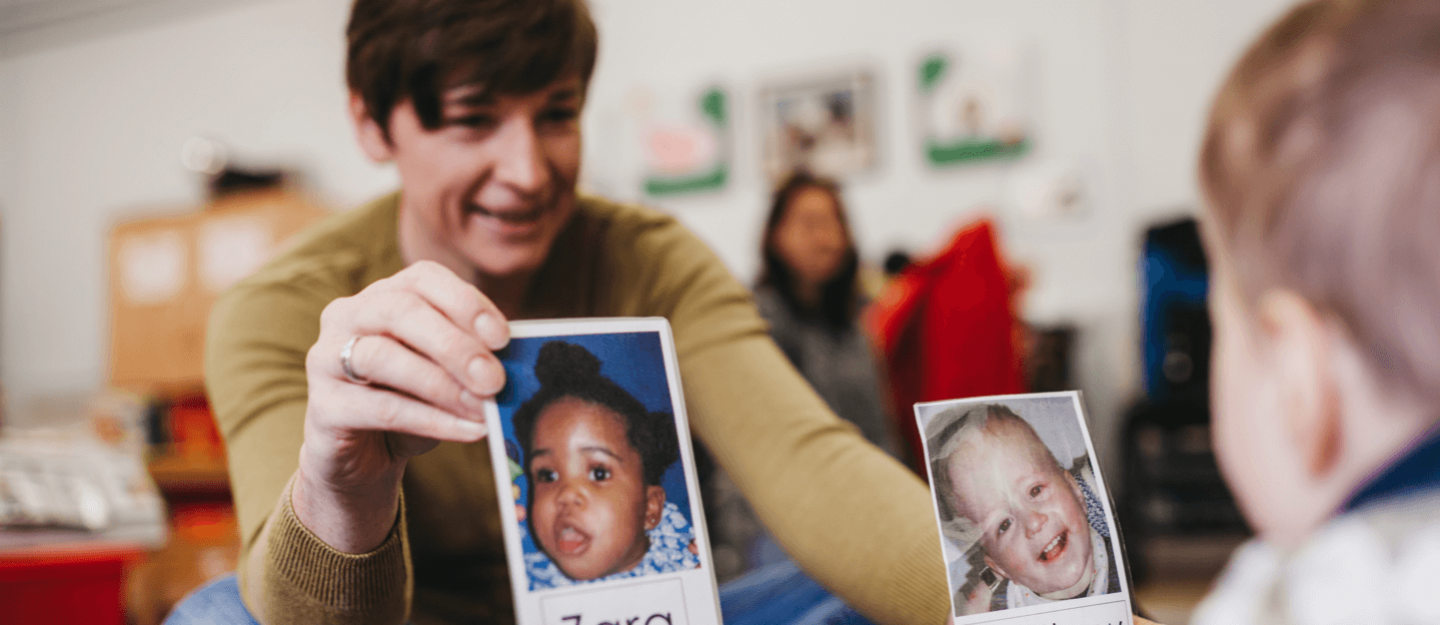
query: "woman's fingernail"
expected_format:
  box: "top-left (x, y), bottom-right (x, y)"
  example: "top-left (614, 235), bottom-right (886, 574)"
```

top-left (473, 313), bottom-right (510, 350)
top-left (460, 390), bottom-right (487, 412)
top-left (469, 357), bottom-right (504, 395)
top-left (458, 418), bottom-right (486, 437)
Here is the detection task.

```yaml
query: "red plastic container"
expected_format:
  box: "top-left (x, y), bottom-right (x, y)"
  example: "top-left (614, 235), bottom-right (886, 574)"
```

top-left (0, 544), bottom-right (142, 625)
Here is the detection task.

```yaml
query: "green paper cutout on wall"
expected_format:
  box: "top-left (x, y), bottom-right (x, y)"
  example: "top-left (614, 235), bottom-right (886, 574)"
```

top-left (644, 87), bottom-right (729, 197)
top-left (917, 49), bottom-right (1031, 167)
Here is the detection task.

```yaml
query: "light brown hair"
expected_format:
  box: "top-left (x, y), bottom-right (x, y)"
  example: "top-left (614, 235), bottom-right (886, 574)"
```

top-left (1200, 0), bottom-right (1440, 402)
top-left (346, 0), bottom-right (598, 138)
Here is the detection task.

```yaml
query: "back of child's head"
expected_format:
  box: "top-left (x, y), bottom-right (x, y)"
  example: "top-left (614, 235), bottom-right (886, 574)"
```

top-left (926, 404), bottom-right (1063, 546)
top-left (513, 341), bottom-right (680, 486)
top-left (1201, 0), bottom-right (1440, 408)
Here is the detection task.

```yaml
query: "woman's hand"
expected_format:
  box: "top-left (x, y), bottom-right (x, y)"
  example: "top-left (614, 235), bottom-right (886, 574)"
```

top-left (292, 261), bottom-right (511, 553)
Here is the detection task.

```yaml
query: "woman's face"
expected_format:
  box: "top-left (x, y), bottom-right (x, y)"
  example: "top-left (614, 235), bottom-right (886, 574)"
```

top-left (354, 77), bottom-right (583, 283)
top-left (771, 186), bottom-right (850, 287)
top-left (527, 397), bottom-right (664, 580)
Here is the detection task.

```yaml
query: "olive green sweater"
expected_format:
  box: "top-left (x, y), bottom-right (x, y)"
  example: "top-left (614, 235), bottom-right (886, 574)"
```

top-left (205, 192), bottom-right (947, 624)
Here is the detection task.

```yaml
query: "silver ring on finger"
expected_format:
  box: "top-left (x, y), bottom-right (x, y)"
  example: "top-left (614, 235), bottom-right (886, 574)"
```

top-left (339, 335), bottom-right (372, 385)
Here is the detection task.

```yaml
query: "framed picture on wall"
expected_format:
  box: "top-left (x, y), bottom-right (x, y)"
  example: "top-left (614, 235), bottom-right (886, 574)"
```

top-left (759, 70), bottom-right (878, 182)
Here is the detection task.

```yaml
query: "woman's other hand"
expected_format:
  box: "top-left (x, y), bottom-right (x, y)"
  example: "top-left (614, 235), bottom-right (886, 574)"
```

top-left (293, 260), bottom-right (511, 552)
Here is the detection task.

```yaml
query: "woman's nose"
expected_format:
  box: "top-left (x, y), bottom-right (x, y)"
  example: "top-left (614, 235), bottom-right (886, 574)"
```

top-left (492, 118), bottom-right (550, 199)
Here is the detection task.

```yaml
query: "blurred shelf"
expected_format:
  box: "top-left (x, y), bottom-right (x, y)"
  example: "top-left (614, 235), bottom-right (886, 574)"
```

top-left (147, 455), bottom-right (230, 499)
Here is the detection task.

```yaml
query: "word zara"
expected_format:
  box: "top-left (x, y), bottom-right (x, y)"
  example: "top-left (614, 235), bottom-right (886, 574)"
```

top-left (560, 613), bottom-right (674, 625)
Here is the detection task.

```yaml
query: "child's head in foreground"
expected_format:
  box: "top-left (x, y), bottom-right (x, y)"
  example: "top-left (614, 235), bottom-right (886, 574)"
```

top-left (512, 341), bottom-right (681, 580)
top-left (1201, 0), bottom-right (1440, 546)
top-left (928, 404), bottom-right (1096, 600)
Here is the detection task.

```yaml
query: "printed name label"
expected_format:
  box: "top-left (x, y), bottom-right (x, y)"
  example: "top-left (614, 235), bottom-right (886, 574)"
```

top-left (540, 578), bottom-right (688, 625)
top-left (958, 597), bottom-right (1130, 625)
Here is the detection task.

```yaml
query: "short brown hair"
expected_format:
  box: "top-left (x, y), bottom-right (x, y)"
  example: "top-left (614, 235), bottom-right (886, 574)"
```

top-left (346, 0), bottom-right (598, 137)
top-left (1200, 0), bottom-right (1440, 402)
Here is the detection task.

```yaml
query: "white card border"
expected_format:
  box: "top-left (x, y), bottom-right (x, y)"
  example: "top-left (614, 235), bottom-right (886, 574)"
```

top-left (485, 317), bottom-right (722, 625)
top-left (914, 390), bottom-right (1135, 625)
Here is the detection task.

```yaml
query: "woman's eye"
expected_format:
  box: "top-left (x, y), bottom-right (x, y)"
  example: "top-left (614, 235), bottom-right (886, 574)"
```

top-left (448, 114), bottom-right (498, 131)
top-left (588, 466), bottom-right (611, 481)
top-left (534, 468), bottom-right (557, 483)
top-left (998, 518), bottom-right (1012, 535)
top-left (540, 107), bottom-right (579, 125)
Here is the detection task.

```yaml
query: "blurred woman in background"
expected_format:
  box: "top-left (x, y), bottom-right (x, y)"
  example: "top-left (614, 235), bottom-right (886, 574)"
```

top-left (755, 171), bottom-right (898, 457)
top-left (703, 171), bottom-right (902, 586)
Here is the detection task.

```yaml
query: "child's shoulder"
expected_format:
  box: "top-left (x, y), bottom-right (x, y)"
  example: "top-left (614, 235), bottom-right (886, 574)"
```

top-left (634, 501), bottom-right (700, 574)
top-left (1194, 488), bottom-right (1440, 625)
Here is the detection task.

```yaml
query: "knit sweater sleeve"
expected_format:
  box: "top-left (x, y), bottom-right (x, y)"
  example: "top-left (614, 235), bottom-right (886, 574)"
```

top-left (604, 208), bottom-right (950, 625)
top-left (205, 246), bottom-right (411, 624)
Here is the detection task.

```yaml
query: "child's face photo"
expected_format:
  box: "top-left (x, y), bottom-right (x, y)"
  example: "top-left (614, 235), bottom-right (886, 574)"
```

top-left (945, 419), bottom-right (1094, 598)
top-left (528, 396), bottom-right (665, 581)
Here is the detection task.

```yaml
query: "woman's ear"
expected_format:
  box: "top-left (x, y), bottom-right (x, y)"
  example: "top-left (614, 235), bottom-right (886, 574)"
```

top-left (349, 92), bottom-right (395, 163)
top-left (643, 485), bottom-right (666, 531)
top-left (1257, 289), bottom-right (1342, 478)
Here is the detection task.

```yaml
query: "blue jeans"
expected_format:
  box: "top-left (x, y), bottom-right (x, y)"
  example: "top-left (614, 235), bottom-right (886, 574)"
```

top-left (162, 574), bottom-right (259, 625)
top-left (166, 560), bottom-right (874, 625)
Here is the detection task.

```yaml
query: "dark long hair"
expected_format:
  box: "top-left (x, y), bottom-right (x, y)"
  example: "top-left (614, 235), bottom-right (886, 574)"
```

top-left (759, 171), bottom-right (861, 329)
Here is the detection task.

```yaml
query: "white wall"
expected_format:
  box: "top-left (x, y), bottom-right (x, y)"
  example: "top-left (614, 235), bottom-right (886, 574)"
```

top-left (0, 57), bottom-right (16, 405)
top-left (0, 0), bottom-right (1295, 467)
top-left (0, 0), bottom-right (395, 405)
top-left (578, 0), bottom-right (1293, 469)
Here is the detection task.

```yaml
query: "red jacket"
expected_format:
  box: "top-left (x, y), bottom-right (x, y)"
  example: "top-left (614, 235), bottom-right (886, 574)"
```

top-left (866, 219), bottom-right (1025, 473)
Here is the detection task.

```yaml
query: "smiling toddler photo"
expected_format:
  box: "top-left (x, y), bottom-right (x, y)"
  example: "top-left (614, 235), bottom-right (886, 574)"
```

top-left (919, 394), bottom-right (1126, 619)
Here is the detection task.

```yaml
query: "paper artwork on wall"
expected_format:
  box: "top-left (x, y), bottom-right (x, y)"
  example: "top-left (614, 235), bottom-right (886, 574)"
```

top-left (1006, 159), bottom-right (1095, 222)
top-left (197, 215), bottom-right (273, 294)
top-left (760, 70), bottom-right (877, 182)
top-left (917, 46), bottom-right (1031, 167)
top-left (641, 86), bottom-right (730, 197)
top-left (118, 230), bottom-right (186, 305)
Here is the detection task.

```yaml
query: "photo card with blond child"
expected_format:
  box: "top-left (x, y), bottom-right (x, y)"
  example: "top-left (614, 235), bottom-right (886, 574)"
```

top-left (916, 391), bottom-right (1134, 625)
top-left (484, 318), bottom-right (722, 625)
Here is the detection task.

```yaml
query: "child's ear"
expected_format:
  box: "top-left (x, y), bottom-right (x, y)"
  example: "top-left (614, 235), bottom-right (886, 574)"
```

top-left (1062, 466), bottom-right (1083, 500)
top-left (1258, 289), bottom-right (1342, 478)
top-left (349, 92), bottom-right (395, 164)
top-left (982, 554), bottom-right (1010, 580)
top-left (643, 485), bottom-right (666, 531)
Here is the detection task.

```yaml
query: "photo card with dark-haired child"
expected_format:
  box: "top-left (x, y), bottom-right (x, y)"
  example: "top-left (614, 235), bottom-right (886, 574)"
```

top-left (485, 318), bottom-right (722, 625)
top-left (916, 392), bottom-right (1134, 625)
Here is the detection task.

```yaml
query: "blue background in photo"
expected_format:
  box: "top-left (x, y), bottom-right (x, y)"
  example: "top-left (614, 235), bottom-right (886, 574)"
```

top-left (494, 331), bottom-right (692, 557)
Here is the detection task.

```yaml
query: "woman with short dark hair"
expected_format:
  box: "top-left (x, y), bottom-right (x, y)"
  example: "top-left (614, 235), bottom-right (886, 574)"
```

top-left (201, 1), bottom-right (946, 623)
